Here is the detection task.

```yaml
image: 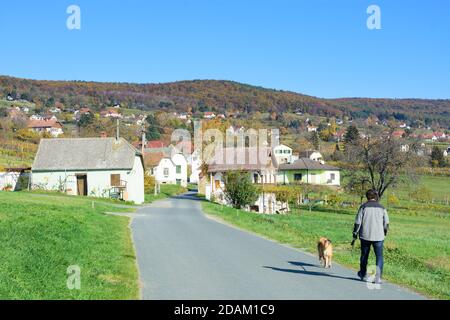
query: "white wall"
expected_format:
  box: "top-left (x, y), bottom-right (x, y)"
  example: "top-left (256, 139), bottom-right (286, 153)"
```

top-left (276, 169), bottom-right (340, 186)
top-left (172, 153), bottom-right (188, 187)
top-left (125, 156), bottom-right (145, 204)
top-left (154, 158), bottom-right (176, 185)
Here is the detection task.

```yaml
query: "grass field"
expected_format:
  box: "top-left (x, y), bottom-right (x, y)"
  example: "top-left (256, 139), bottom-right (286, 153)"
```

top-left (202, 184), bottom-right (450, 299)
top-left (144, 184), bottom-right (187, 203)
top-left (0, 191), bottom-right (139, 299)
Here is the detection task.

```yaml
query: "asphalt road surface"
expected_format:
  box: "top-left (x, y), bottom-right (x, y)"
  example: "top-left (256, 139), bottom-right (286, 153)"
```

top-left (131, 192), bottom-right (424, 300)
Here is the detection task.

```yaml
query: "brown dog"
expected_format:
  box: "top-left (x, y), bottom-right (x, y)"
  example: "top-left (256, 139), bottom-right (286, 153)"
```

top-left (317, 237), bottom-right (333, 268)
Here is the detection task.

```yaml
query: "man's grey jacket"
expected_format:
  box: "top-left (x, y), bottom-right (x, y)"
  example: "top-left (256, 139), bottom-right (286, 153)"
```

top-left (354, 201), bottom-right (389, 242)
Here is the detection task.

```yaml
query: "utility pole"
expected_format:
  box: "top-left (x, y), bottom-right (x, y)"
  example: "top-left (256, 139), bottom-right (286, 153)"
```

top-left (141, 124), bottom-right (146, 155)
top-left (116, 119), bottom-right (120, 140)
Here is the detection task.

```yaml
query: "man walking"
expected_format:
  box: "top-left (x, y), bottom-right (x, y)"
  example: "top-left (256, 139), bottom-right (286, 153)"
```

top-left (352, 189), bottom-right (389, 284)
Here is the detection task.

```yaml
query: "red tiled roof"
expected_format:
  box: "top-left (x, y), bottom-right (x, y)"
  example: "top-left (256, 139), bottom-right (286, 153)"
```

top-left (146, 140), bottom-right (165, 148)
top-left (144, 152), bottom-right (166, 167)
top-left (28, 119), bottom-right (62, 129)
top-left (79, 107), bottom-right (91, 113)
top-left (391, 130), bottom-right (405, 138)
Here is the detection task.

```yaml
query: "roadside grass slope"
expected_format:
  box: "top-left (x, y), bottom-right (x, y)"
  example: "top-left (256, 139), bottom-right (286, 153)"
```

top-left (0, 192), bottom-right (139, 299)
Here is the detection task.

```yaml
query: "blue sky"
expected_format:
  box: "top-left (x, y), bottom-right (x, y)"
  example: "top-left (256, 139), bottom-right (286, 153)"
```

top-left (0, 0), bottom-right (449, 99)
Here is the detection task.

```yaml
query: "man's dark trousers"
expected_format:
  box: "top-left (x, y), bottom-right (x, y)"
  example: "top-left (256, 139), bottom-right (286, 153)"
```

top-left (360, 239), bottom-right (384, 278)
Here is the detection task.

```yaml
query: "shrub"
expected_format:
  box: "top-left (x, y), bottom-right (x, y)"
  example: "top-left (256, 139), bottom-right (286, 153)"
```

top-left (387, 194), bottom-right (400, 207)
top-left (327, 194), bottom-right (343, 206)
top-left (224, 171), bottom-right (259, 209)
top-left (144, 175), bottom-right (156, 194)
top-left (15, 129), bottom-right (40, 143)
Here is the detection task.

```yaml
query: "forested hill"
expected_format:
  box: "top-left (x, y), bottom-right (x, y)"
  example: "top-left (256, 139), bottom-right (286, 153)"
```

top-left (1, 75), bottom-right (449, 125)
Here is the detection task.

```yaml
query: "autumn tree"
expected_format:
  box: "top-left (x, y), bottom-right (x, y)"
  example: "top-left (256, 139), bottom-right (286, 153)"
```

top-left (345, 133), bottom-right (421, 199)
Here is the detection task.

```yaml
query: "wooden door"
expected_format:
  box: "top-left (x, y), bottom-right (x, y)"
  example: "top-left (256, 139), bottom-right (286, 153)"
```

top-left (76, 175), bottom-right (87, 196)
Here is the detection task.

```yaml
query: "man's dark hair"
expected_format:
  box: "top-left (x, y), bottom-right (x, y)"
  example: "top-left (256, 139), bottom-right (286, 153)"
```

top-left (366, 189), bottom-right (378, 201)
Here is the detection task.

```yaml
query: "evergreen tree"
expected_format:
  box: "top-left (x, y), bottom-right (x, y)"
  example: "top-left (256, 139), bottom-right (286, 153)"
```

top-left (344, 125), bottom-right (360, 144)
top-left (430, 146), bottom-right (445, 167)
top-left (145, 114), bottom-right (161, 140)
top-left (308, 131), bottom-right (320, 150)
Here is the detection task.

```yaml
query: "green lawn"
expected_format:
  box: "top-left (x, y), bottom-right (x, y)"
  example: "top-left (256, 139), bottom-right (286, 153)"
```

top-left (202, 200), bottom-right (450, 299)
top-left (144, 184), bottom-right (187, 203)
top-left (0, 191), bottom-right (139, 299)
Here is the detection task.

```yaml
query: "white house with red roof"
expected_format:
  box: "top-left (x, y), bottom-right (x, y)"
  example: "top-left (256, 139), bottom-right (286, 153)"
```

top-left (28, 119), bottom-right (64, 137)
top-left (203, 112), bottom-right (216, 119)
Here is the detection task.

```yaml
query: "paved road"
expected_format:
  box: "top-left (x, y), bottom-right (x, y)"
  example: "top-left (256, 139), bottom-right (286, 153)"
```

top-left (131, 192), bottom-right (424, 300)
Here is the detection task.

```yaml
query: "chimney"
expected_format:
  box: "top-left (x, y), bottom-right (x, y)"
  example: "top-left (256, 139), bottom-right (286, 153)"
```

top-left (100, 131), bottom-right (107, 138)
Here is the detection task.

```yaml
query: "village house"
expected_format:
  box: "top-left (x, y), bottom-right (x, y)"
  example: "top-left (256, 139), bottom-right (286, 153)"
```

top-left (100, 108), bottom-right (122, 118)
top-left (272, 144), bottom-right (296, 164)
top-left (31, 137), bottom-right (145, 204)
top-left (307, 125), bottom-right (318, 132)
top-left (206, 147), bottom-right (282, 214)
top-left (145, 151), bottom-right (188, 187)
top-left (333, 128), bottom-right (346, 142)
top-left (298, 150), bottom-right (324, 164)
top-left (28, 118), bottom-right (64, 137)
top-left (277, 158), bottom-right (340, 186)
top-left (203, 112), bottom-right (216, 119)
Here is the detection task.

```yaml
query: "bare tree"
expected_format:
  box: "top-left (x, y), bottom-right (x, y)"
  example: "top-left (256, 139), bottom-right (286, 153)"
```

top-left (345, 132), bottom-right (423, 199)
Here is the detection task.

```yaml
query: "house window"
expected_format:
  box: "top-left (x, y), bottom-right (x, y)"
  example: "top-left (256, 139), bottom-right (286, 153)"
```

top-left (163, 168), bottom-right (169, 176)
top-left (176, 165), bottom-right (181, 174)
top-left (284, 150), bottom-right (291, 154)
top-left (176, 179), bottom-right (181, 185)
top-left (330, 173), bottom-right (336, 181)
top-left (294, 173), bottom-right (302, 181)
top-left (110, 174), bottom-right (120, 186)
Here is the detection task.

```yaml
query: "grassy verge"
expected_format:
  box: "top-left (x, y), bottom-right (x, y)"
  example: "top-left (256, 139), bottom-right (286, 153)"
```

top-left (0, 191), bottom-right (139, 299)
top-left (202, 201), bottom-right (450, 299)
top-left (144, 184), bottom-right (187, 203)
